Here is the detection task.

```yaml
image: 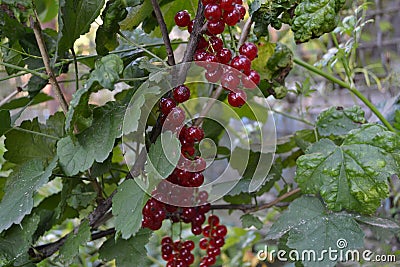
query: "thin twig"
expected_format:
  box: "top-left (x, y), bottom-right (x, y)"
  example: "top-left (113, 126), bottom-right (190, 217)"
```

top-left (0, 89), bottom-right (19, 107)
top-left (271, 108), bottom-right (314, 126)
top-left (150, 0), bottom-right (175, 65)
top-left (210, 188), bottom-right (301, 213)
top-left (70, 47), bottom-right (79, 91)
top-left (238, 18), bottom-right (253, 48)
top-left (194, 85), bottom-right (224, 126)
top-left (30, 13), bottom-right (69, 115)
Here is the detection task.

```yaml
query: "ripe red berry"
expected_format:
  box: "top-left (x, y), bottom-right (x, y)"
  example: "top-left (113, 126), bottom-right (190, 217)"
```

top-left (199, 238), bottom-right (209, 250)
top-left (216, 48), bottom-right (232, 64)
top-left (165, 107), bottom-right (186, 126)
top-left (175, 10), bottom-right (191, 27)
top-left (190, 172), bottom-right (205, 187)
top-left (173, 85), bottom-right (191, 103)
top-left (184, 254), bottom-right (195, 264)
top-left (162, 236), bottom-right (173, 245)
top-left (205, 67), bottom-right (223, 83)
top-left (185, 126), bottom-right (205, 142)
top-left (220, 0), bottom-right (235, 11)
top-left (209, 36), bottom-right (223, 52)
top-left (204, 4), bottom-right (222, 22)
top-left (183, 240), bottom-right (195, 251)
top-left (192, 213), bottom-right (206, 226)
top-left (160, 97), bottom-right (176, 115)
top-left (228, 89), bottom-right (247, 107)
top-left (208, 214), bottom-right (220, 226)
top-left (242, 69), bottom-right (260, 88)
top-left (206, 255), bottom-right (217, 265)
top-left (197, 190), bottom-right (209, 203)
top-left (181, 144), bottom-right (195, 157)
top-left (197, 36), bottom-right (209, 50)
top-left (201, 0), bottom-right (217, 4)
top-left (204, 53), bottom-right (219, 72)
top-left (188, 20), bottom-right (195, 33)
top-left (231, 55), bottom-right (251, 75)
top-left (221, 71), bottom-right (240, 90)
top-left (235, 4), bottom-right (246, 19)
top-left (215, 225), bottom-right (228, 237)
top-left (207, 20), bottom-right (225, 35)
top-left (239, 42), bottom-right (258, 61)
top-left (191, 225), bottom-right (202, 235)
top-left (194, 49), bottom-right (208, 65)
top-left (223, 9), bottom-right (241, 26)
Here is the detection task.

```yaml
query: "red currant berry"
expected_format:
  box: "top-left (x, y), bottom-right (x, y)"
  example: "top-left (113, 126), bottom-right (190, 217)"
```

top-left (197, 191), bottom-right (209, 203)
top-left (216, 48), bottom-right (232, 64)
top-left (239, 42), bottom-right (258, 61)
top-left (183, 240), bottom-right (195, 251)
top-left (223, 9), bottom-right (240, 26)
top-left (204, 4), bottom-right (222, 22)
top-left (199, 203), bottom-right (211, 213)
top-left (228, 89), bottom-right (247, 107)
top-left (205, 67), bottom-right (223, 83)
top-left (199, 238), bottom-right (209, 250)
top-left (207, 247), bottom-right (221, 257)
top-left (206, 255), bottom-right (216, 265)
top-left (208, 214), bottom-right (220, 226)
top-left (216, 225), bottom-right (228, 237)
top-left (201, 0), bottom-right (217, 5)
top-left (188, 20), bottom-right (194, 33)
top-left (182, 207), bottom-right (197, 220)
top-left (209, 36), bottom-right (223, 52)
top-left (220, 0), bottom-right (235, 11)
top-left (203, 225), bottom-right (211, 237)
top-left (235, 4), bottom-right (246, 19)
top-left (175, 10), bottom-right (191, 27)
top-left (185, 126), bottom-right (205, 142)
top-left (184, 254), bottom-right (195, 264)
top-left (191, 225), bottom-right (202, 235)
top-left (162, 236), bottom-right (173, 245)
top-left (173, 85), bottom-right (191, 103)
top-left (162, 244), bottom-right (173, 255)
top-left (160, 97), bottom-right (176, 115)
top-left (204, 53), bottom-right (219, 72)
top-left (207, 20), bottom-right (225, 35)
top-left (192, 213), bottom-right (206, 226)
top-left (162, 253), bottom-right (174, 261)
top-left (181, 144), bottom-right (195, 157)
top-left (194, 49), bottom-right (208, 62)
top-left (175, 259), bottom-right (187, 267)
top-left (210, 236), bottom-right (225, 247)
top-left (165, 107), bottom-right (186, 126)
top-left (242, 69), bottom-right (260, 88)
top-left (221, 71), bottom-right (240, 90)
top-left (231, 55), bottom-right (251, 75)
top-left (190, 172), bottom-right (205, 187)
top-left (197, 36), bottom-right (209, 50)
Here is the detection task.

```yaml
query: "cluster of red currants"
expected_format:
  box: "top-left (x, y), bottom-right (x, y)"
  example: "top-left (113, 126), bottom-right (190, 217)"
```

top-left (174, 0), bottom-right (260, 108)
top-left (199, 215), bottom-right (227, 266)
top-left (161, 237), bottom-right (195, 266)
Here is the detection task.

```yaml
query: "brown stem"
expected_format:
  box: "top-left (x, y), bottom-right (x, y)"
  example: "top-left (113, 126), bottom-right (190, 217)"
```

top-left (150, 0), bottom-right (175, 66)
top-left (30, 13), bottom-right (69, 115)
top-left (210, 188), bottom-right (301, 213)
top-left (238, 18), bottom-right (253, 48)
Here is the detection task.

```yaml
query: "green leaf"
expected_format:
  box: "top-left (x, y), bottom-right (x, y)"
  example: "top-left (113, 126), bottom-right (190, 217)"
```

top-left (95, 0), bottom-right (128, 55)
top-left (393, 109), bottom-right (400, 131)
top-left (241, 214), bottom-right (263, 230)
top-left (267, 196), bottom-right (364, 267)
top-left (57, 0), bottom-right (105, 56)
top-left (99, 228), bottom-right (152, 267)
top-left (58, 101), bottom-right (126, 176)
top-left (88, 54), bottom-right (124, 90)
top-left (251, 40), bottom-right (276, 80)
top-left (147, 131), bottom-right (181, 178)
top-left (0, 110), bottom-right (11, 136)
top-left (266, 43), bottom-right (293, 81)
top-left (295, 124), bottom-right (400, 214)
top-left (0, 158), bottom-right (57, 232)
top-left (354, 215), bottom-right (400, 230)
top-left (66, 183), bottom-right (97, 209)
top-left (292, 0), bottom-right (346, 43)
top-left (35, 0), bottom-right (59, 22)
top-left (112, 179), bottom-right (145, 239)
top-left (0, 93), bottom-right (53, 110)
top-left (120, 0), bottom-right (153, 30)
top-left (58, 220), bottom-right (91, 264)
top-left (5, 113), bottom-right (64, 164)
top-left (276, 129), bottom-right (316, 154)
top-left (0, 214), bottom-right (40, 265)
top-left (316, 106), bottom-right (366, 137)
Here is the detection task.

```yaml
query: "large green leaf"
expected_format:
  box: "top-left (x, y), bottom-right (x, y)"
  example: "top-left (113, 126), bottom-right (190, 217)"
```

top-left (316, 106), bottom-right (366, 137)
top-left (0, 214), bottom-right (40, 265)
top-left (267, 196), bottom-right (364, 267)
top-left (65, 54), bottom-right (124, 132)
top-left (112, 180), bottom-right (145, 239)
top-left (99, 228), bottom-right (152, 267)
top-left (0, 158), bottom-right (57, 232)
top-left (0, 110), bottom-right (11, 136)
top-left (0, 93), bottom-right (53, 111)
top-left (147, 131), bottom-right (181, 178)
top-left (58, 220), bottom-right (91, 264)
top-left (5, 112), bottom-right (65, 164)
top-left (292, 0), bottom-right (346, 43)
top-left (241, 214), bottom-right (263, 230)
top-left (57, 0), bottom-right (105, 56)
top-left (58, 101), bottom-right (126, 176)
top-left (295, 124), bottom-right (400, 214)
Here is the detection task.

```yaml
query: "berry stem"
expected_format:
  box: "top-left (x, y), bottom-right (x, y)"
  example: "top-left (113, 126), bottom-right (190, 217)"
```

top-left (150, 0), bottom-right (176, 65)
top-left (293, 58), bottom-right (396, 132)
